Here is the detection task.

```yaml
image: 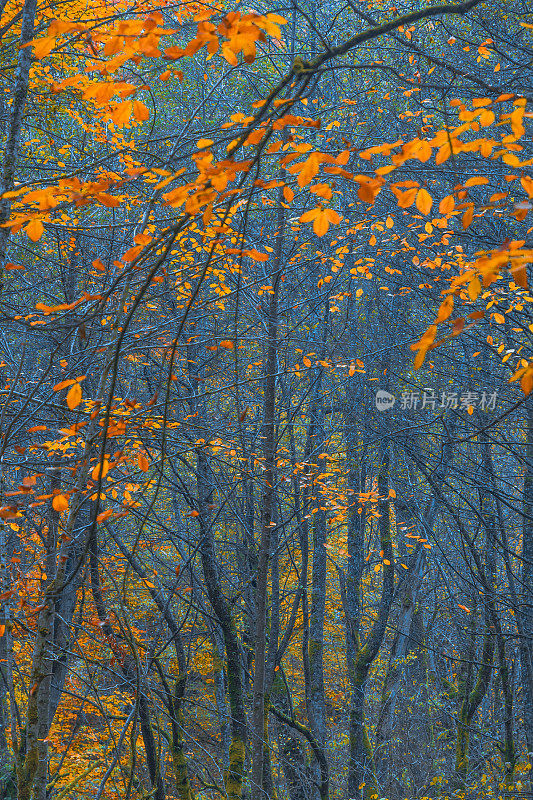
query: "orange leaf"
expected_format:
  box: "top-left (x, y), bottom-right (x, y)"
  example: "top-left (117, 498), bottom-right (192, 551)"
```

top-left (521, 176), bottom-right (533, 198)
top-left (439, 195), bottom-right (455, 214)
top-left (283, 185), bottom-right (294, 202)
top-left (30, 36), bottom-right (56, 59)
top-left (396, 187), bottom-right (417, 208)
top-left (300, 206), bottom-right (341, 237)
top-left (52, 495), bottom-right (68, 512)
top-left (468, 278), bottom-right (481, 300)
top-left (133, 100), bottom-right (150, 121)
top-left (91, 460), bottom-right (109, 480)
top-left (296, 153), bottom-right (321, 187)
top-left (358, 182), bottom-right (376, 204)
top-left (416, 188), bottom-right (433, 215)
top-left (522, 367), bottom-right (533, 395)
top-left (462, 206), bottom-right (474, 228)
top-left (53, 378), bottom-right (78, 391)
top-left (435, 295), bottom-right (454, 323)
top-left (66, 383), bottom-right (82, 410)
top-left (138, 454), bottom-right (149, 472)
top-left (246, 249), bottom-right (268, 262)
top-left (510, 264), bottom-right (528, 288)
top-left (26, 219), bottom-right (44, 242)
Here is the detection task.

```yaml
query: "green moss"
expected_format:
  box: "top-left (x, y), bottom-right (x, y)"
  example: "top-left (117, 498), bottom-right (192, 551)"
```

top-left (225, 738), bottom-right (245, 800)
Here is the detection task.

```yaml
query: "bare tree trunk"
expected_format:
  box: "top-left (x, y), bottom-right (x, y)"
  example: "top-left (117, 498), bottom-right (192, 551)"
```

top-left (197, 450), bottom-right (247, 800)
top-left (521, 396), bottom-right (533, 760)
top-left (250, 195), bottom-right (283, 800)
top-left (307, 506), bottom-right (327, 798)
top-left (346, 447), bottom-right (395, 800)
top-left (0, 0), bottom-right (37, 271)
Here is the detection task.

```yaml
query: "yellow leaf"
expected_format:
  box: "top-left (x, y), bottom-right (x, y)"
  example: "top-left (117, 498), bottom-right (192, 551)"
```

top-left (385, 215), bottom-right (394, 228)
top-left (66, 383), bottom-right (82, 410)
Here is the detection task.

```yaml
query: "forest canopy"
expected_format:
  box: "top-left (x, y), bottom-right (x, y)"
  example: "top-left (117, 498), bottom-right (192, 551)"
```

top-left (0, 0), bottom-right (532, 799)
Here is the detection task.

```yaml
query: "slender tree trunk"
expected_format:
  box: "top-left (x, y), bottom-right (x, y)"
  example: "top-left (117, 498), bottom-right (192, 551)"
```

top-left (197, 450), bottom-right (247, 800)
top-left (0, 0), bottom-right (38, 272)
top-left (346, 448), bottom-right (395, 800)
top-left (307, 507), bottom-right (327, 799)
top-left (250, 194), bottom-right (283, 800)
top-left (521, 396), bottom-right (533, 760)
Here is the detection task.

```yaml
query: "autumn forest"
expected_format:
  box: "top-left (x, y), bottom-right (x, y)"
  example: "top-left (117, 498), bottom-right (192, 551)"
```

top-left (0, 0), bottom-right (532, 799)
